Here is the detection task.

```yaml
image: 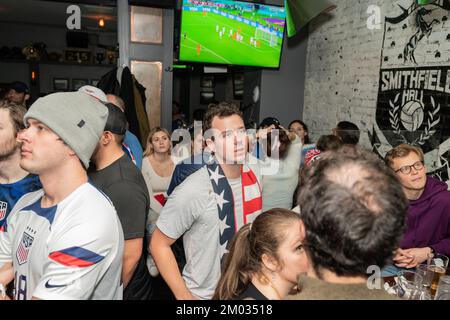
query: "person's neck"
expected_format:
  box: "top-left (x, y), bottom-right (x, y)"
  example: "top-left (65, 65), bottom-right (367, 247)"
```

top-left (251, 274), bottom-right (291, 300)
top-left (0, 150), bottom-right (29, 184)
top-left (404, 187), bottom-right (425, 201)
top-left (39, 162), bottom-right (88, 207)
top-left (150, 152), bottom-right (171, 163)
top-left (95, 147), bottom-right (125, 171)
top-left (307, 267), bottom-right (367, 284)
top-left (219, 163), bottom-right (242, 179)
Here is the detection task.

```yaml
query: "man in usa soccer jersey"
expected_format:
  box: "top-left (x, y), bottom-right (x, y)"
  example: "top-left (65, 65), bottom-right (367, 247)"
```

top-left (0, 100), bottom-right (41, 233)
top-left (0, 92), bottom-right (124, 300)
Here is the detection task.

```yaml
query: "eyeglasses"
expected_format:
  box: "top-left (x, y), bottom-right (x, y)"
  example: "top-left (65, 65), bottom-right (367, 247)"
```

top-left (395, 161), bottom-right (424, 175)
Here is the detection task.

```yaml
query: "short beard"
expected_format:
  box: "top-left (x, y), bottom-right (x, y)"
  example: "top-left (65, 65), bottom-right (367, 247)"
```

top-left (0, 141), bottom-right (19, 162)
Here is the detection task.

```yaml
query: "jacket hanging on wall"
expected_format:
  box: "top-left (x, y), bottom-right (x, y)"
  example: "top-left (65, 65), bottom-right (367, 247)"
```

top-left (97, 66), bottom-right (149, 143)
top-left (132, 75), bottom-right (150, 146)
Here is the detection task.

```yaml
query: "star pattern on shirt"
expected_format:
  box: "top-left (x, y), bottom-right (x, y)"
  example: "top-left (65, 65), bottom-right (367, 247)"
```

top-left (219, 241), bottom-right (229, 258)
top-left (208, 166), bottom-right (225, 186)
top-left (215, 190), bottom-right (229, 211)
top-left (219, 215), bottom-right (231, 236)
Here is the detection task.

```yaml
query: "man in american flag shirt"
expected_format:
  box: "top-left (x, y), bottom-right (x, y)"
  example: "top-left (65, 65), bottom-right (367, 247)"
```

top-left (151, 102), bottom-right (263, 300)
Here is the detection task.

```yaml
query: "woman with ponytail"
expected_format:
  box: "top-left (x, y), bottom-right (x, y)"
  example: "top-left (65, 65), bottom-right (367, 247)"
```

top-left (213, 208), bottom-right (308, 300)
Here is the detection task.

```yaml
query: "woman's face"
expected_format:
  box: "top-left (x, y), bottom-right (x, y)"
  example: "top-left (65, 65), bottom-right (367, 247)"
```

top-left (274, 220), bottom-right (308, 286)
top-left (151, 131), bottom-right (171, 154)
top-left (289, 122), bottom-right (306, 143)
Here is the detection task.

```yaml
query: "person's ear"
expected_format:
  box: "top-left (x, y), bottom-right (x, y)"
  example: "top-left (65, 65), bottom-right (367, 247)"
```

top-left (261, 253), bottom-right (279, 272)
top-left (24, 94), bottom-right (30, 102)
top-left (205, 138), bottom-right (215, 155)
top-left (67, 147), bottom-right (77, 157)
top-left (102, 131), bottom-right (113, 145)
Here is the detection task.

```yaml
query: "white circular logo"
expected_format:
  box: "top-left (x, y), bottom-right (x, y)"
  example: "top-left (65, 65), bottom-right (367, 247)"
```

top-left (400, 100), bottom-right (424, 132)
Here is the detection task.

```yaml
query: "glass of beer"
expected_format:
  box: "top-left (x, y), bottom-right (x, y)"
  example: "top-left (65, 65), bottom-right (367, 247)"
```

top-left (428, 253), bottom-right (449, 297)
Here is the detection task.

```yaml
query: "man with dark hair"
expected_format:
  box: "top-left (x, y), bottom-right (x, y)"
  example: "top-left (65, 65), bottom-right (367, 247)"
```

top-left (333, 121), bottom-right (360, 145)
top-left (382, 144), bottom-right (450, 275)
top-left (289, 146), bottom-right (407, 299)
top-left (151, 101), bottom-right (262, 300)
top-left (0, 100), bottom-right (41, 233)
top-left (89, 103), bottom-right (152, 300)
top-left (5, 82), bottom-right (30, 107)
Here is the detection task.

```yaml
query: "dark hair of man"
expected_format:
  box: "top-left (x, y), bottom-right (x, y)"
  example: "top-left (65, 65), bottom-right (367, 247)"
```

top-left (288, 119), bottom-right (311, 144)
top-left (298, 145), bottom-right (407, 279)
top-left (0, 99), bottom-right (27, 135)
top-left (213, 208), bottom-right (301, 300)
top-left (316, 135), bottom-right (342, 152)
top-left (203, 101), bottom-right (243, 134)
top-left (336, 121), bottom-right (360, 145)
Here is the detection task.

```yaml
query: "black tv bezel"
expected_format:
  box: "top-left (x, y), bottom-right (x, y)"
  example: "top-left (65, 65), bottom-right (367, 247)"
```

top-left (177, 0), bottom-right (286, 69)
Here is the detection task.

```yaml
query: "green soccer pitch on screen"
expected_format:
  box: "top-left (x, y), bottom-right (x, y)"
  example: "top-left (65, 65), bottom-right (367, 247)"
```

top-left (179, 0), bottom-right (286, 68)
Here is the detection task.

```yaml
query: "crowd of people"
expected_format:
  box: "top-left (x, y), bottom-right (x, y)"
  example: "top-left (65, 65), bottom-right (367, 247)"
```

top-left (0, 81), bottom-right (449, 300)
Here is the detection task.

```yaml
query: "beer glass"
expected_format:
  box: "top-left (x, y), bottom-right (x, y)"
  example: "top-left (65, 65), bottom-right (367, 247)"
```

top-left (427, 253), bottom-right (449, 297)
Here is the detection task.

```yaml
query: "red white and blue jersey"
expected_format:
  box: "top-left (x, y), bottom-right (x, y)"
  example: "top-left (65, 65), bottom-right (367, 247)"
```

top-left (0, 174), bottom-right (41, 232)
top-left (0, 183), bottom-right (124, 300)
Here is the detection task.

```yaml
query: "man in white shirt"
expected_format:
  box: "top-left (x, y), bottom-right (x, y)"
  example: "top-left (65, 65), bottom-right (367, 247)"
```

top-left (0, 92), bottom-right (124, 300)
top-left (151, 102), bottom-right (262, 300)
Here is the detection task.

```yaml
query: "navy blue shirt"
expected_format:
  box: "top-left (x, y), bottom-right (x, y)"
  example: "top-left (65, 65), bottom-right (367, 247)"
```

top-left (0, 174), bottom-right (41, 231)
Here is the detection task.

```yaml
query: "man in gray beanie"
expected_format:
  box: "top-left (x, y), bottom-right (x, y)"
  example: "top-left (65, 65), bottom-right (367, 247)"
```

top-left (0, 92), bottom-right (124, 300)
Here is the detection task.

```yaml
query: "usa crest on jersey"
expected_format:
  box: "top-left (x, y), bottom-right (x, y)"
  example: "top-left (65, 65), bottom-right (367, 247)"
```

top-left (16, 232), bottom-right (34, 265)
top-left (0, 201), bottom-right (7, 221)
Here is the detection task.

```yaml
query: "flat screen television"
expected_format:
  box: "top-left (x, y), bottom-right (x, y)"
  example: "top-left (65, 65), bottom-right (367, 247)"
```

top-left (179, 0), bottom-right (286, 68)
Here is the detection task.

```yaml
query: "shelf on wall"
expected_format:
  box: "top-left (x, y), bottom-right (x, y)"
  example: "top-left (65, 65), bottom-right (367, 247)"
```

top-left (0, 58), bottom-right (116, 68)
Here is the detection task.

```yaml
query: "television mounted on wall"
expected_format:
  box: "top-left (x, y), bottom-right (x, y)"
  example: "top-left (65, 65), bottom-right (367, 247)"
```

top-left (178, 0), bottom-right (286, 68)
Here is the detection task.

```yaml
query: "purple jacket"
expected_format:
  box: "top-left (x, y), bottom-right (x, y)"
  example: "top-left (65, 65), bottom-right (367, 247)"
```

top-left (400, 177), bottom-right (450, 255)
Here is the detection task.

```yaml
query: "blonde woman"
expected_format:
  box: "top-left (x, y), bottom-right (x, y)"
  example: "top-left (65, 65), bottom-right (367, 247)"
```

top-left (142, 127), bottom-right (176, 276)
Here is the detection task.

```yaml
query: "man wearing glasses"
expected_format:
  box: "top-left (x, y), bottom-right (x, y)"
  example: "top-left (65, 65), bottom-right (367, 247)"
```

top-left (383, 144), bottom-right (450, 276)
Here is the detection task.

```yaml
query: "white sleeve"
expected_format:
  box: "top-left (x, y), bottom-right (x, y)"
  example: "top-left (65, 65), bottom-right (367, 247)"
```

top-left (141, 159), bottom-right (164, 214)
top-left (0, 210), bottom-right (16, 267)
top-left (0, 226), bottom-right (12, 268)
top-left (286, 136), bottom-right (303, 169)
top-left (32, 215), bottom-right (120, 300)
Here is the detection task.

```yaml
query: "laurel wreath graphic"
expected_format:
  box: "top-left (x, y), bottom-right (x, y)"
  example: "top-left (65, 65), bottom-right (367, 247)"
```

top-left (389, 94), bottom-right (440, 145)
top-left (414, 96), bottom-right (440, 146)
top-left (389, 93), bottom-right (401, 135)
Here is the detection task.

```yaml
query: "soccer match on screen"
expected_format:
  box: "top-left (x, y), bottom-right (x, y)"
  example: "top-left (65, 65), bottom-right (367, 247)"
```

top-left (179, 0), bottom-right (286, 68)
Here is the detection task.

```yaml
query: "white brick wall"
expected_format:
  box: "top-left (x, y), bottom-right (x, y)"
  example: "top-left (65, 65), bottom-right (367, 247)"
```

top-left (303, 0), bottom-right (424, 146)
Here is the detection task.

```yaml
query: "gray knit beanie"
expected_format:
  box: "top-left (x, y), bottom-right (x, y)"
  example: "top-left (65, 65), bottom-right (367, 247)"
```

top-left (24, 92), bottom-right (108, 168)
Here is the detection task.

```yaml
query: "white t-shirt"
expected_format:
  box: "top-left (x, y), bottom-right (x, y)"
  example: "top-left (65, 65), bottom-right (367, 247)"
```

top-left (261, 136), bottom-right (302, 211)
top-left (0, 183), bottom-right (124, 300)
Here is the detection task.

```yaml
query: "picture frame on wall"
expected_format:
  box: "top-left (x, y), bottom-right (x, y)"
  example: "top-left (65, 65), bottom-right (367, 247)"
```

top-left (53, 78), bottom-right (69, 91)
top-left (90, 79), bottom-right (99, 87)
top-left (72, 79), bottom-right (89, 91)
